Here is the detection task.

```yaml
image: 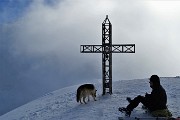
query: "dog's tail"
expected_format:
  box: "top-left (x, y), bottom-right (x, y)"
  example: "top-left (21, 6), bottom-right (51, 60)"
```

top-left (76, 88), bottom-right (81, 102)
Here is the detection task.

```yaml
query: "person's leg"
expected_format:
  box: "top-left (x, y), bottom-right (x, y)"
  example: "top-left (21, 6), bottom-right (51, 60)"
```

top-left (126, 95), bottom-right (146, 111)
top-left (119, 95), bottom-right (146, 116)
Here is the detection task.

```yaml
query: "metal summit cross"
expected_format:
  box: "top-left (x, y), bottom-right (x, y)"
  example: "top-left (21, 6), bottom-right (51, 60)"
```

top-left (80, 15), bottom-right (135, 95)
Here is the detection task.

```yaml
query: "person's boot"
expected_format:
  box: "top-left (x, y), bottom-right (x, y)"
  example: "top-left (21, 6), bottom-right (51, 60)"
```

top-left (126, 97), bottom-right (132, 103)
top-left (118, 107), bottom-right (131, 117)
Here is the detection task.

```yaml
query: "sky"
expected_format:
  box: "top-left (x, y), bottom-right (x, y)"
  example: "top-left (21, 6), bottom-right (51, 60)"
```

top-left (1, 0), bottom-right (180, 116)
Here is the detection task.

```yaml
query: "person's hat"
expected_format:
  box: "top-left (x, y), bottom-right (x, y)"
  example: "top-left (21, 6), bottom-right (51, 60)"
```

top-left (150, 75), bottom-right (160, 86)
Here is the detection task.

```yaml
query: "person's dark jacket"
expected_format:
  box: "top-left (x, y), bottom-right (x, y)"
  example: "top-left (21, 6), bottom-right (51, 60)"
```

top-left (145, 85), bottom-right (167, 111)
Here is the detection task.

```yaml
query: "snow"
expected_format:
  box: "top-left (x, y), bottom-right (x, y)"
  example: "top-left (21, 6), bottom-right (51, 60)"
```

top-left (0, 77), bottom-right (179, 120)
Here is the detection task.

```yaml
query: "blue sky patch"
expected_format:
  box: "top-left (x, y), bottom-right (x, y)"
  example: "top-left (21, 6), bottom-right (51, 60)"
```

top-left (0, 0), bottom-right (33, 24)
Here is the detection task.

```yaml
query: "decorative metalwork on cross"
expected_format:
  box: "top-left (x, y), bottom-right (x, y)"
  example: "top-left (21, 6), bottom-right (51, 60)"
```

top-left (80, 15), bottom-right (135, 95)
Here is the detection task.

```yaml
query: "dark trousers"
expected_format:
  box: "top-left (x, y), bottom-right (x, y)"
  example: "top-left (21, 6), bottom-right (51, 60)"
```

top-left (126, 95), bottom-right (151, 111)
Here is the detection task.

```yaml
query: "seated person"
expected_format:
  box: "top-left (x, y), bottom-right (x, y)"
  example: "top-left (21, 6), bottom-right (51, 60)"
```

top-left (119, 75), bottom-right (171, 117)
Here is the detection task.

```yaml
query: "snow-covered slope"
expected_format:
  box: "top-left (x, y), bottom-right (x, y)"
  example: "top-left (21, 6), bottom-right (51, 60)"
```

top-left (0, 77), bottom-right (179, 120)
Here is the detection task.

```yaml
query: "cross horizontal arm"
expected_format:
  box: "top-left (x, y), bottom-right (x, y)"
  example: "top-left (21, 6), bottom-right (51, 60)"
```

top-left (80, 45), bottom-right (102, 53)
top-left (80, 44), bottom-right (135, 53)
top-left (112, 44), bottom-right (135, 53)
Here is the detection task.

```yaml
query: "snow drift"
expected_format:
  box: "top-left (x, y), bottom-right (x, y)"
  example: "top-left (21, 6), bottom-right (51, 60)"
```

top-left (0, 77), bottom-right (179, 120)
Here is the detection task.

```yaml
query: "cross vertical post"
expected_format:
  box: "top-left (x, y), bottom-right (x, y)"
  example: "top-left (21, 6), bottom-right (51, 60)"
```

top-left (102, 15), bottom-right (112, 95)
top-left (80, 15), bottom-right (135, 95)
